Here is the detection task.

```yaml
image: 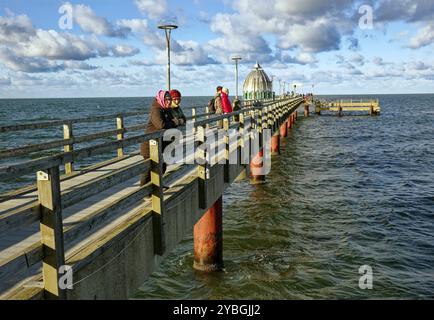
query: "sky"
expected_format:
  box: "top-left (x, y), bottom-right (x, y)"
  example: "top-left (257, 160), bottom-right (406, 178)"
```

top-left (0, 0), bottom-right (434, 98)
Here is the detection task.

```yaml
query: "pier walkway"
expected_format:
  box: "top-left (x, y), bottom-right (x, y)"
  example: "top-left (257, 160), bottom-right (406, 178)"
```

top-left (0, 96), bottom-right (303, 299)
top-left (310, 98), bottom-right (381, 116)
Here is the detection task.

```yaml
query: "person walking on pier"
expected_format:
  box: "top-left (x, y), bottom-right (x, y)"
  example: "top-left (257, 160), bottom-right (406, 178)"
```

top-left (170, 89), bottom-right (186, 126)
top-left (221, 87), bottom-right (233, 114)
top-left (140, 90), bottom-right (179, 186)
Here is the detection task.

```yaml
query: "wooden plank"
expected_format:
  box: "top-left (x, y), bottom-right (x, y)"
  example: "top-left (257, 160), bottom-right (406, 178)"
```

top-left (0, 177), bottom-right (153, 283)
top-left (150, 138), bottom-right (165, 256)
top-left (0, 153), bottom-right (140, 204)
top-left (197, 125), bottom-right (209, 209)
top-left (0, 111), bottom-right (148, 133)
top-left (0, 157), bottom-right (149, 234)
top-left (0, 125), bottom-right (147, 160)
top-left (116, 116), bottom-right (124, 157)
top-left (0, 131), bottom-right (163, 181)
top-left (63, 123), bottom-right (74, 174)
top-left (37, 166), bottom-right (66, 300)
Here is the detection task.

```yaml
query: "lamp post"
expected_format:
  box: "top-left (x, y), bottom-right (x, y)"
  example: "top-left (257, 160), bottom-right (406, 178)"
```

top-left (232, 56), bottom-right (242, 99)
top-left (158, 23), bottom-right (178, 91)
top-left (293, 84), bottom-right (297, 95)
top-left (278, 79), bottom-right (282, 97)
top-left (270, 75), bottom-right (275, 100)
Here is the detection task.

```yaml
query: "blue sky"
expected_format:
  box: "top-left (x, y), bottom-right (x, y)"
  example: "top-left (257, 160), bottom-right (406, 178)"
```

top-left (0, 0), bottom-right (434, 98)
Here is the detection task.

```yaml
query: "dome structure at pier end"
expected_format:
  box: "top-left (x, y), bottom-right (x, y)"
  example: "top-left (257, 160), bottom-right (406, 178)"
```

top-left (243, 62), bottom-right (274, 100)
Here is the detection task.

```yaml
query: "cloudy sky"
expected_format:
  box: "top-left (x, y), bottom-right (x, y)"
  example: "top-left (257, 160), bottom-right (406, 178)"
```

top-left (0, 0), bottom-right (434, 98)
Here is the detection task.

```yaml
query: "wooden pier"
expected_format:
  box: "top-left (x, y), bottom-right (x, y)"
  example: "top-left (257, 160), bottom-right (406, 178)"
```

top-left (311, 99), bottom-right (381, 116)
top-left (0, 96), bottom-right (303, 299)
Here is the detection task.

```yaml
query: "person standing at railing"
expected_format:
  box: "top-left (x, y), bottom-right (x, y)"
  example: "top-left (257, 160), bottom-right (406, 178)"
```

top-left (221, 88), bottom-right (233, 114)
top-left (210, 86), bottom-right (224, 128)
top-left (232, 98), bottom-right (241, 122)
top-left (170, 89), bottom-right (186, 126)
top-left (140, 90), bottom-right (180, 186)
top-left (209, 86), bottom-right (223, 115)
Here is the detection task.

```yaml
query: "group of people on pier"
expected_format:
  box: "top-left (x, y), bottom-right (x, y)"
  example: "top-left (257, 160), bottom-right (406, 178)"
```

top-left (140, 86), bottom-right (235, 185)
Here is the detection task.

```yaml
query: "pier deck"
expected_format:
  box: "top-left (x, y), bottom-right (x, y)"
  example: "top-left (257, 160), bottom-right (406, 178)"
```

top-left (0, 97), bottom-right (304, 299)
top-left (314, 99), bottom-right (380, 115)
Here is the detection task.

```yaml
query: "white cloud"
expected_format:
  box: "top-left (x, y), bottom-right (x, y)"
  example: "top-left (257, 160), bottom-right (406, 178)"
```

top-left (283, 52), bottom-right (318, 65)
top-left (72, 3), bottom-right (130, 37)
top-left (21, 29), bottom-right (110, 61)
top-left (117, 19), bottom-right (149, 33)
top-left (278, 19), bottom-right (341, 53)
top-left (112, 45), bottom-right (140, 57)
top-left (0, 11), bottom-right (140, 73)
top-left (135, 0), bottom-right (168, 20)
top-left (0, 75), bottom-right (11, 86)
top-left (0, 12), bottom-right (34, 44)
top-left (157, 40), bottom-right (217, 66)
top-left (408, 23), bottom-right (434, 49)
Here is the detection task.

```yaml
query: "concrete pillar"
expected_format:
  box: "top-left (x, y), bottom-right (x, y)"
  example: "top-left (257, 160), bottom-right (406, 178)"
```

top-left (193, 197), bottom-right (223, 272)
top-left (250, 149), bottom-right (265, 184)
top-left (304, 104), bottom-right (309, 117)
top-left (271, 134), bottom-right (280, 156)
top-left (287, 116), bottom-right (292, 129)
top-left (338, 106), bottom-right (343, 117)
top-left (295, 111), bottom-right (298, 121)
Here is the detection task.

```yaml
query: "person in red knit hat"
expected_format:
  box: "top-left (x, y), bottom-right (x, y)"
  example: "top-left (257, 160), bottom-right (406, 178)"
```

top-left (170, 89), bottom-right (186, 125)
top-left (221, 87), bottom-right (233, 114)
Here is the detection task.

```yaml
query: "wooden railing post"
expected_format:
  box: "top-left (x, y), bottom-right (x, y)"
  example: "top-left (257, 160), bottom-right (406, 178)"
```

top-left (197, 125), bottom-right (209, 209)
top-left (37, 166), bottom-right (66, 300)
top-left (150, 137), bottom-right (166, 256)
top-left (116, 115), bottom-right (125, 157)
top-left (192, 108), bottom-right (197, 134)
top-left (205, 106), bottom-right (210, 129)
top-left (63, 122), bottom-right (74, 174)
top-left (223, 118), bottom-right (231, 183)
top-left (237, 112), bottom-right (249, 180)
top-left (267, 105), bottom-right (274, 133)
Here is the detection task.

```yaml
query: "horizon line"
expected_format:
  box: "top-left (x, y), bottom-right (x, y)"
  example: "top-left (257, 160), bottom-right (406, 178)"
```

top-left (1, 92), bottom-right (434, 100)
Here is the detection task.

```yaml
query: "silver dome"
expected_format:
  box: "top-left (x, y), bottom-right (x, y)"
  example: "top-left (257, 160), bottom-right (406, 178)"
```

top-left (243, 62), bottom-right (273, 100)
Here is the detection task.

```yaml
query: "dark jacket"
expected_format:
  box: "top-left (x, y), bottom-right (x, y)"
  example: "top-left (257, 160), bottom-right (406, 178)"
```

top-left (140, 99), bottom-right (177, 159)
top-left (214, 93), bottom-right (223, 115)
top-left (171, 106), bottom-right (186, 125)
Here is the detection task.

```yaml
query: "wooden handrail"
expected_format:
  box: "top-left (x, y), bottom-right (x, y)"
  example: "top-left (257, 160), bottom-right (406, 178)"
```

top-left (0, 98), bottom-right (302, 181)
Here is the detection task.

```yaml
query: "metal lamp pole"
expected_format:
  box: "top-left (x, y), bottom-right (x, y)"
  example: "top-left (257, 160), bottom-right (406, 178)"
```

top-left (158, 24), bottom-right (178, 91)
top-left (232, 56), bottom-right (242, 99)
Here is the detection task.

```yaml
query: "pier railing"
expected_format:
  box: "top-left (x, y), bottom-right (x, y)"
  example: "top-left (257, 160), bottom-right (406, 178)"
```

top-left (313, 98), bottom-right (381, 116)
top-left (0, 96), bottom-right (303, 299)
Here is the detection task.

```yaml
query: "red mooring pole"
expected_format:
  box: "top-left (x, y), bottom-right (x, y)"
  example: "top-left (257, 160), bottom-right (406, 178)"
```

top-left (271, 134), bottom-right (280, 155)
top-left (193, 196), bottom-right (223, 272)
top-left (250, 149), bottom-right (265, 184)
top-left (280, 122), bottom-right (287, 138)
top-left (304, 104), bottom-right (309, 117)
top-left (287, 115), bottom-right (292, 129)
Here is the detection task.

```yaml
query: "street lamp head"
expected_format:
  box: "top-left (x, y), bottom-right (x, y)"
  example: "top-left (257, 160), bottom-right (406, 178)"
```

top-left (158, 24), bottom-right (178, 30)
top-left (232, 56), bottom-right (242, 61)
